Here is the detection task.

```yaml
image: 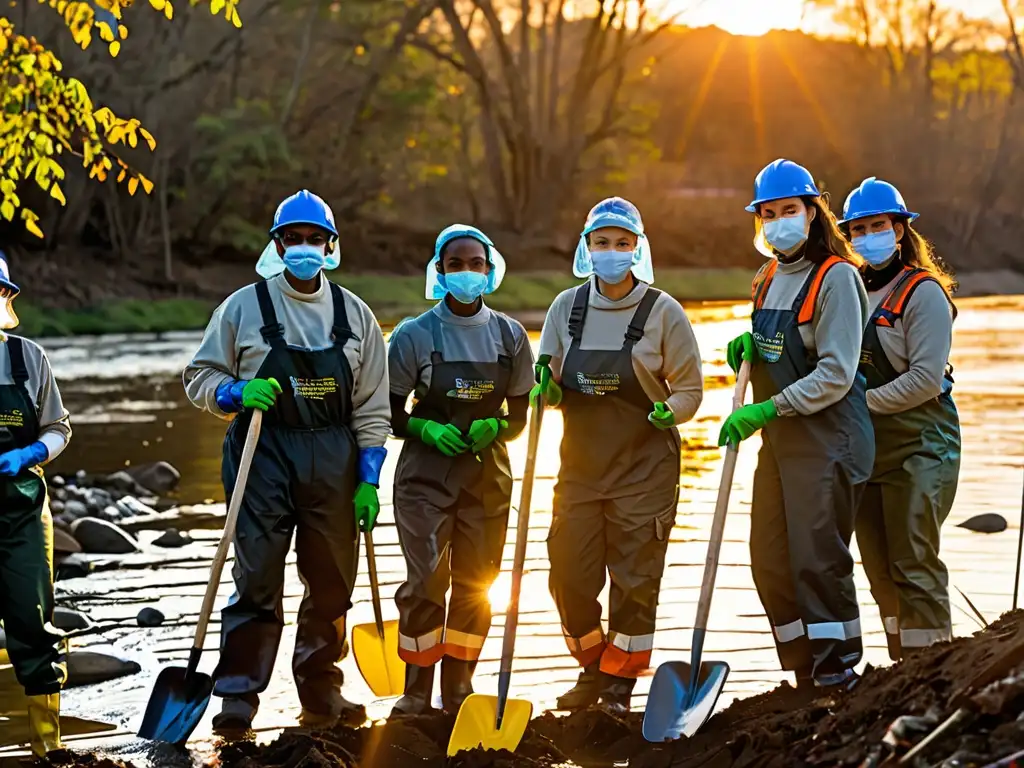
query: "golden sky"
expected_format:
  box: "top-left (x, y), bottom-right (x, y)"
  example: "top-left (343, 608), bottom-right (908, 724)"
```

top-left (675, 0), bottom-right (1008, 37)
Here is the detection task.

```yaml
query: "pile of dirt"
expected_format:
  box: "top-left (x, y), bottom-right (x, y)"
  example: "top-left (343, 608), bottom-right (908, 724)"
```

top-left (35, 749), bottom-right (139, 768)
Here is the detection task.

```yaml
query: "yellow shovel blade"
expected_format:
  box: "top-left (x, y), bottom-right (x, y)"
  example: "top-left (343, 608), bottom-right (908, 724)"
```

top-left (447, 693), bottom-right (533, 756)
top-left (351, 618), bottom-right (404, 697)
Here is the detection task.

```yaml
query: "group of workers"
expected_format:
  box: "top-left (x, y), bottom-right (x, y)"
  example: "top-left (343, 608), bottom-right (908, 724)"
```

top-left (0, 155), bottom-right (961, 755)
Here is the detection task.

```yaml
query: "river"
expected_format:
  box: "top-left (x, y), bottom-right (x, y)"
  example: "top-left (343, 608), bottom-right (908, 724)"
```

top-left (5, 296), bottom-right (1023, 764)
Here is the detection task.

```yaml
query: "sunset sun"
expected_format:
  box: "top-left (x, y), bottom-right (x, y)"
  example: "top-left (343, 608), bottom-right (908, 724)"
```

top-left (670, 0), bottom-right (806, 37)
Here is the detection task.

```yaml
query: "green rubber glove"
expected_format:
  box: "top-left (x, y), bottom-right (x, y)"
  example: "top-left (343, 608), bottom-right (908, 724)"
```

top-left (408, 417), bottom-right (468, 457)
top-left (242, 377), bottom-right (282, 410)
top-left (648, 402), bottom-right (675, 429)
top-left (354, 482), bottom-right (380, 531)
top-left (718, 399), bottom-right (778, 446)
top-left (531, 354), bottom-right (563, 407)
top-left (467, 417), bottom-right (507, 453)
top-left (726, 332), bottom-right (758, 373)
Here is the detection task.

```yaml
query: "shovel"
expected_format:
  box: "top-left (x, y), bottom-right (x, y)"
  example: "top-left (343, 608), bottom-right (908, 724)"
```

top-left (351, 527), bottom-right (404, 697)
top-left (642, 360), bottom-right (751, 743)
top-left (447, 394), bottom-right (544, 756)
top-left (138, 409), bottom-right (263, 744)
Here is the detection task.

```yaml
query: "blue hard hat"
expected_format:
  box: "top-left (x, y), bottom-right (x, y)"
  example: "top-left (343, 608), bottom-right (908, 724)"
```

top-left (0, 251), bottom-right (18, 296)
top-left (270, 190), bottom-right (338, 237)
top-left (582, 197), bottom-right (644, 237)
top-left (746, 159), bottom-right (820, 213)
top-left (838, 177), bottom-right (919, 225)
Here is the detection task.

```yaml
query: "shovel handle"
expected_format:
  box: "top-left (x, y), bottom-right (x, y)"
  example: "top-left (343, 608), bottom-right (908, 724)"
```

top-left (364, 528), bottom-right (386, 638)
top-left (496, 392), bottom-right (544, 726)
top-left (693, 361), bottom-right (750, 634)
top-left (192, 409), bottom-right (263, 654)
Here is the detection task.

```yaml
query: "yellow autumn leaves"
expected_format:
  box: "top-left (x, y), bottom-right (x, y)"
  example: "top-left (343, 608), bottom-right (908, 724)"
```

top-left (0, 2), bottom-right (242, 236)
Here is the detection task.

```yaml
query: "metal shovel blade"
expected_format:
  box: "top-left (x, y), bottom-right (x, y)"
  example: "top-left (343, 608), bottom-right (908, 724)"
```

top-left (447, 693), bottom-right (533, 756)
top-left (137, 666), bottom-right (213, 744)
top-left (351, 618), bottom-right (405, 697)
top-left (642, 660), bottom-right (730, 742)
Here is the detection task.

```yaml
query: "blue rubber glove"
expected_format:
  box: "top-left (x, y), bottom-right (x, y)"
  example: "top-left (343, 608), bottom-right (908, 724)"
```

top-left (718, 400), bottom-right (778, 446)
top-left (357, 446), bottom-right (387, 487)
top-left (531, 354), bottom-right (562, 407)
top-left (354, 482), bottom-right (380, 531)
top-left (0, 441), bottom-right (48, 476)
top-left (648, 402), bottom-right (675, 429)
top-left (215, 378), bottom-right (283, 413)
top-left (726, 332), bottom-right (758, 373)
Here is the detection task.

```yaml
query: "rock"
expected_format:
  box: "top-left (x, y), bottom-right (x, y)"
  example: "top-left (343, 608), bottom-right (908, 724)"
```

top-left (126, 461), bottom-right (181, 494)
top-left (83, 487), bottom-right (114, 514)
top-left (69, 517), bottom-right (140, 554)
top-left (74, 470), bottom-right (87, 484)
top-left (137, 607), bottom-right (165, 627)
top-left (52, 486), bottom-right (68, 502)
top-left (116, 495), bottom-right (158, 519)
top-left (98, 505), bottom-right (123, 523)
top-left (49, 474), bottom-right (66, 488)
top-left (52, 514), bottom-right (73, 532)
top-left (53, 607), bottom-right (91, 631)
top-left (957, 513), bottom-right (1008, 534)
top-left (50, 499), bottom-right (64, 514)
top-left (102, 470), bottom-right (152, 498)
top-left (55, 554), bottom-right (92, 580)
top-left (52, 526), bottom-right (81, 554)
top-left (153, 529), bottom-right (192, 548)
top-left (65, 651), bottom-right (141, 688)
top-left (62, 499), bottom-right (88, 521)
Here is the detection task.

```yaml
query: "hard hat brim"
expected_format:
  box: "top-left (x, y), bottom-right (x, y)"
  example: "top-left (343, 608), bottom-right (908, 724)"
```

top-left (838, 209), bottom-right (920, 226)
top-left (269, 220), bottom-right (339, 237)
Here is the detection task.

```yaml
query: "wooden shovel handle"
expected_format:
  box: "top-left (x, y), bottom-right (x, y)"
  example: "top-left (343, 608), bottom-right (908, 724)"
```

top-left (193, 409), bottom-right (263, 651)
top-left (364, 528), bottom-right (386, 637)
top-left (693, 361), bottom-right (751, 633)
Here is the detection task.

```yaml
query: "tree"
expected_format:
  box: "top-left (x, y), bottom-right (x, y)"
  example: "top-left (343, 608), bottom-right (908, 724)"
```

top-left (0, 0), bottom-right (241, 237)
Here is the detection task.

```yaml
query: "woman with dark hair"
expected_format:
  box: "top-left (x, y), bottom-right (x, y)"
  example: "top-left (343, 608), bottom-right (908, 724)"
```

top-left (722, 159), bottom-right (874, 689)
top-left (840, 177), bottom-right (960, 660)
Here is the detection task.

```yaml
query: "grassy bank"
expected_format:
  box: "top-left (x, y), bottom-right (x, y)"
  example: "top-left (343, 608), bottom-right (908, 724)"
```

top-left (16, 268), bottom-right (752, 337)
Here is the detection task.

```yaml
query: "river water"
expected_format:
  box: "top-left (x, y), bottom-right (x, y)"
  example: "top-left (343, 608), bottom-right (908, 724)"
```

top-left (5, 297), bottom-right (1024, 763)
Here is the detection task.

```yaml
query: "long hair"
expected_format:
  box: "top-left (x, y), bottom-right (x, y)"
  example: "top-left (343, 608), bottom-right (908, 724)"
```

top-left (803, 196), bottom-right (864, 268)
top-left (900, 223), bottom-right (957, 295)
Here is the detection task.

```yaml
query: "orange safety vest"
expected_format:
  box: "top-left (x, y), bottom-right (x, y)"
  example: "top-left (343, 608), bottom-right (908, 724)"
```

top-left (751, 255), bottom-right (846, 325)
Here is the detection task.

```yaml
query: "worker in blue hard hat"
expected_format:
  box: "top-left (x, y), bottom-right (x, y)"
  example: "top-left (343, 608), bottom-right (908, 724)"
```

top-left (0, 251), bottom-right (71, 756)
top-left (532, 197), bottom-right (704, 713)
top-left (387, 224), bottom-right (535, 715)
top-left (839, 177), bottom-right (960, 661)
top-left (722, 159), bottom-right (875, 689)
top-left (183, 190), bottom-right (390, 733)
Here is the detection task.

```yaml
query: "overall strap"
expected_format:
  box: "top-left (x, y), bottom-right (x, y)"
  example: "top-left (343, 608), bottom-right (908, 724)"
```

top-left (752, 261), bottom-right (778, 310)
top-left (255, 281), bottom-right (286, 348)
top-left (795, 255), bottom-right (844, 326)
top-left (495, 314), bottom-right (515, 369)
top-left (622, 288), bottom-right (662, 351)
top-left (328, 281), bottom-right (354, 344)
top-left (874, 268), bottom-right (936, 328)
top-left (428, 310), bottom-right (445, 366)
top-left (568, 282), bottom-right (591, 342)
top-left (7, 336), bottom-right (28, 386)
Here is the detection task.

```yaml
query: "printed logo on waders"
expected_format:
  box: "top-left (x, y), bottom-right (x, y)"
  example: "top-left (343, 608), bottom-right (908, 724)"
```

top-left (0, 409), bottom-right (24, 428)
top-left (859, 349), bottom-right (873, 367)
top-left (446, 378), bottom-right (495, 401)
top-left (753, 331), bottom-right (785, 364)
top-left (576, 372), bottom-right (619, 395)
top-left (288, 375), bottom-right (338, 401)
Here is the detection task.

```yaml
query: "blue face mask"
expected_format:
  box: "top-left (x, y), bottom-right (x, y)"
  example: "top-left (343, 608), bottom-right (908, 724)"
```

top-left (853, 230), bottom-right (898, 267)
top-left (762, 213), bottom-right (809, 255)
top-left (591, 249), bottom-right (635, 284)
top-left (442, 270), bottom-right (489, 304)
top-left (284, 244), bottom-right (326, 280)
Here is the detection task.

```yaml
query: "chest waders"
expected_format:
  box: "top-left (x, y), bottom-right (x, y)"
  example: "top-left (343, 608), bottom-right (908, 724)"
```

top-left (0, 337), bottom-right (67, 754)
top-left (748, 257), bottom-right (874, 685)
top-left (392, 311), bottom-right (515, 710)
top-left (856, 267), bottom-right (960, 660)
top-left (213, 279), bottom-right (361, 723)
top-left (548, 282), bottom-right (681, 704)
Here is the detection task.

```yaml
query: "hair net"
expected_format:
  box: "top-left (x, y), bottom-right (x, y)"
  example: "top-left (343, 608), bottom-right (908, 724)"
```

top-left (573, 197), bottom-right (654, 283)
top-left (426, 224), bottom-right (507, 300)
top-left (256, 240), bottom-right (341, 279)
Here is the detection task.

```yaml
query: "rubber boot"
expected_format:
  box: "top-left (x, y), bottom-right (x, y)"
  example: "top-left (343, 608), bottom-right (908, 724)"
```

top-left (440, 657), bottom-right (475, 712)
top-left (27, 693), bottom-right (61, 757)
top-left (556, 662), bottom-right (602, 711)
top-left (597, 674), bottom-right (636, 716)
top-left (212, 695), bottom-right (257, 735)
top-left (300, 692), bottom-right (367, 729)
top-left (391, 664), bottom-right (436, 717)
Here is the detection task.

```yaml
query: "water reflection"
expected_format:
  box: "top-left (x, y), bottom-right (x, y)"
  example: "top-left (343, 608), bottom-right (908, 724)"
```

top-left (22, 297), bottom-right (1024, 762)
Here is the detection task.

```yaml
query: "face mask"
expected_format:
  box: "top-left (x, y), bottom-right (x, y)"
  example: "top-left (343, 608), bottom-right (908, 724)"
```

top-left (591, 249), bottom-right (635, 283)
top-left (762, 213), bottom-right (809, 255)
top-left (853, 230), bottom-right (898, 267)
top-left (442, 271), bottom-right (488, 304)
top-left (283, 244), bottom-right (326, 281)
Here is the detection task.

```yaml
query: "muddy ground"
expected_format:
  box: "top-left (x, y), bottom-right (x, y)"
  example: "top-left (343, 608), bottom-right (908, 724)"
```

top-left (34, 610), bottom-right (1024, 768)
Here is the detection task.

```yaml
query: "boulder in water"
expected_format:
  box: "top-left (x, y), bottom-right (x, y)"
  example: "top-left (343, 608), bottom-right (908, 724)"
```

top-left (53, 607), bottom-right (91, 631)
top-left (83, 487), bottom-right (114, 514)
top-left (52, 527), bottom-right (81, 554)
top-left (101, 470), bottom-right (151, 498)
top-left (137, 607), bottom-right (165, 627)
top-left (957, 513), bottom-right (1008, 534)
top-left (65, 651), bottom-right (141, 688)
top-left (55, 554), bottom-right (93, 580)
top-left (126, 461), bottom-right (181, 494)
top-left (153, 529), bottom-right (191, 548)
top-left (116, 495), bottom-right (158, 519)
top-left (70, 517), bottom-right (140, 554)
top-left (62, 499), bottom-right (88, 521)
